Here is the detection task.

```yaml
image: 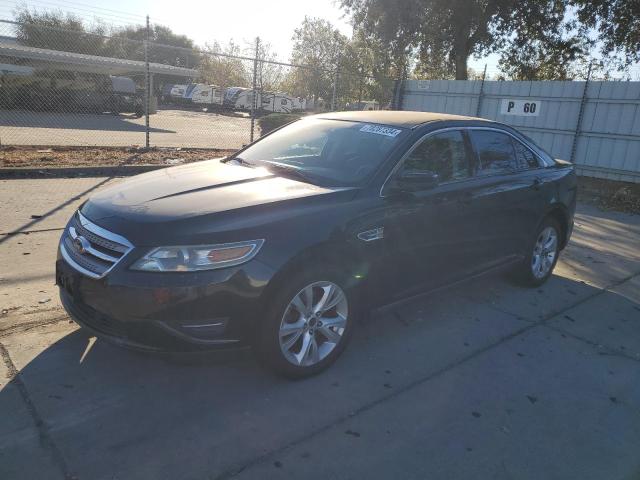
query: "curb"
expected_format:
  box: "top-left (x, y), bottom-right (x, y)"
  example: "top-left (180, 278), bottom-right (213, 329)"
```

top-left (0, 165), bottom-right (167, 179)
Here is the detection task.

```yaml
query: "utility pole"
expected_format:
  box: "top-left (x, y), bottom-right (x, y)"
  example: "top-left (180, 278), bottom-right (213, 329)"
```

top-left (250, 37), bottom-right (260, 142)
top-left (331, 56), bottom-right (340, 111)
top-left (144, 15), bottom-right (150, 149)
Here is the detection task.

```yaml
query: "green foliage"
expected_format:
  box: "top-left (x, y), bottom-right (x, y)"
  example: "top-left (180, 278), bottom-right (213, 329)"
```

top-left (499, 36), bottom-right (589, 80)
top-left (15, 9), bottom-right (108, 54)
top-left (341, 0), bottom-right (584, 80)
top-left (281, 17), bottom-right (398, 110)
top-left (14, 7), bottom-right (198, 68)
top-left (284, 17), bottom-right (348, 103)
top-left (570, 0), bottom-right (640, 68)
top-left (258, 113), bottom-right (302, 136)
top-left (104, 24), bottom-right (198, 67)
top-left (198, 41), bottom-right (250, 88)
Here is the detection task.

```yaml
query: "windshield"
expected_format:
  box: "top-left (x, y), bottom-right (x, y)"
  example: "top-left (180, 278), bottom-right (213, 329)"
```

top-left (235, 118), bottom-right (407, 185)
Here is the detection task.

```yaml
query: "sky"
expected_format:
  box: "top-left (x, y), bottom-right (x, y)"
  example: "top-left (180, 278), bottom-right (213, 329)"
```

top-left (0, 0), bottom-right (354, 61)
top-left (5, 0), bottom-right (606, 76)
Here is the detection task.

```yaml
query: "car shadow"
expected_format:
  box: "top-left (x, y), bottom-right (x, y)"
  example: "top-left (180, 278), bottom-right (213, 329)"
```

top-left (0, 109), bottom-right (175, 133)
top-left (2, 269), bottom-right (638, 479)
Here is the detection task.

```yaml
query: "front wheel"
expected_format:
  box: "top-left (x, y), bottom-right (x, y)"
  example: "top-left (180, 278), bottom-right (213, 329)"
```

top-left (514, 217), bottom-right (561, 286)
top-left (256, 268), bottom-right (356, 378)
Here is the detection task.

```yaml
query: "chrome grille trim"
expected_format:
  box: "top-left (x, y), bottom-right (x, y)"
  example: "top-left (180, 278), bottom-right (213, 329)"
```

top-left (60, 211), bottom-right (133, 279)
top-left (69, 227), bottom-right (120, 263)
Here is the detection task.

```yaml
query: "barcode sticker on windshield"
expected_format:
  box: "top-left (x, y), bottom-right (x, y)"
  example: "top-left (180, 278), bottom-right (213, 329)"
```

top-left (359, 124), bottom-right (402, 137)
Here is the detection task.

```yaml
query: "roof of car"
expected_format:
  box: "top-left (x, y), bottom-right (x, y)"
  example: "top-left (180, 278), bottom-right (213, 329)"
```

top-left (310, 110), bottom-right (490, 128)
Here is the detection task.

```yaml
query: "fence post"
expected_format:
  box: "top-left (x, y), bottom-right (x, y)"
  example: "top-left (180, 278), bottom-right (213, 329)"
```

top-left (475, 64), bottom-right (487, 117)
top-left (250, 37), bottom-right (260, 143)
top-left (331, 58), bottom-right (340, 111)
top-left (570, 63), bottom-right (592, 164)
top-left (357, 68), bottom-right (364, 107)
top-left (144, 15), bottom-right (150, 149)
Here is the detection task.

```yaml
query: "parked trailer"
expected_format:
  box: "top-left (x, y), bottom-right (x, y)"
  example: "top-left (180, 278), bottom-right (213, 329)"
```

top-left (291, 97), bottom-right (308, 111)
top-left (190, 84), bottom-right (224, 107)
top-left (259, 92), bottom-right (297, 113)
top-left (169, 84), bottom-right (188, 102)
top-left (223, 86), bottom-right (248, 108)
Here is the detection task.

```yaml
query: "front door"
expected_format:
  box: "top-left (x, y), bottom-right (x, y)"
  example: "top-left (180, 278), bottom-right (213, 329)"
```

top-left (380, 129), bottom-right (487, 299)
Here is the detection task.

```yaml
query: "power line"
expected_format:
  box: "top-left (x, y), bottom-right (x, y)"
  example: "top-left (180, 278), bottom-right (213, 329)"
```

top-left (31, 0), bottom-right (148, 20)
top-left (3, 0), bottom-right (147, 26)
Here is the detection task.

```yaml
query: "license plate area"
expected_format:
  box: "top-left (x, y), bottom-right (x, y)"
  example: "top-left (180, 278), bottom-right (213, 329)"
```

top-left (56, 262), bottom-right (81, 300)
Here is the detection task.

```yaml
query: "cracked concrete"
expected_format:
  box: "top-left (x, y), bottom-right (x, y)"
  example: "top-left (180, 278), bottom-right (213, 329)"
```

top-left (1, 177), bottom-right (639, 480)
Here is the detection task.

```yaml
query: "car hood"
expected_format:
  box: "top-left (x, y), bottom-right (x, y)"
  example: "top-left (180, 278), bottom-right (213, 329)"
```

top-left (80, 159), bottom-right (355, 244)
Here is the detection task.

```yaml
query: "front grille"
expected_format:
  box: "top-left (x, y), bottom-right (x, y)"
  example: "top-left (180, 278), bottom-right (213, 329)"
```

top-left (60, 211), bottom-right (133, 278)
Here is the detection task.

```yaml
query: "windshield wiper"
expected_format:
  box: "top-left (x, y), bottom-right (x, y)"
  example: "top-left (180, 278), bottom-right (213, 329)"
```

top-left (262, 161), bottom-right (318, 185)
top-left (223, 156), bottom-right (255, 168)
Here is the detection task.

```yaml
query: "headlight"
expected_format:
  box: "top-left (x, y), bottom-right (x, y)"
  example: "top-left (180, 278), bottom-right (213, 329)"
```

top-left (130, 240), bottom-right (264, 272)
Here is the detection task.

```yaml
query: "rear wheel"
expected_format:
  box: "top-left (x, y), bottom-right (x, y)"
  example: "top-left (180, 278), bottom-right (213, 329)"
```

top-left (256, 268), bottom-right (356, 378)
top-left (514, 217), bottom-right (561, 286)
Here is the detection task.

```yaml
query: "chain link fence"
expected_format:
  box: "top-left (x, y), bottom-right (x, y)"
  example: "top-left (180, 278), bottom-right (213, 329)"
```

top-left (0, 18), bottom-right (401, 156)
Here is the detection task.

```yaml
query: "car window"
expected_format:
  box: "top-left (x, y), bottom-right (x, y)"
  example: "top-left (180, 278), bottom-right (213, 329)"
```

top-left (513, 139), bottom-right (542, 169)
top-left (519, 132), bottom-right (557, 166)
top-left (403, 130), bottom-right (470, 183)
top-left (235, 119), bottom-right (408, 186)
top-left (470, 130), bottom-right (518, 175)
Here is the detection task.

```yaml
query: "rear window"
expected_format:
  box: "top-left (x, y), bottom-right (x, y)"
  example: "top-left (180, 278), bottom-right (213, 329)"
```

top-left (518, 132), bottom-right (556, 166)
top-left (470, 130), bottom-right (518, 175)
top-left (513, 140), bottom-right (542, 169)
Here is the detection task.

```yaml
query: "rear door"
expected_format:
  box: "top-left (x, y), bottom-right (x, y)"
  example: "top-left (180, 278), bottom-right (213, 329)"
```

top-left (467, 128), bottom-right (547, 261)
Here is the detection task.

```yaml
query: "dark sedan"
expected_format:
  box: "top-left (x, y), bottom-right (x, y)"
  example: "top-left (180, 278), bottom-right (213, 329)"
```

top-left (56, 111), bottom-right (577, 377)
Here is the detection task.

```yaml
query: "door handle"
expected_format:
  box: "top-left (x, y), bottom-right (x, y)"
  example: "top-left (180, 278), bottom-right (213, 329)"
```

top-left (532, 178), bottom-right (542, 190)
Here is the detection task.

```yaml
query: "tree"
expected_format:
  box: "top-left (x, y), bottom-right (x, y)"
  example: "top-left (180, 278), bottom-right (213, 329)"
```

top-left (198, 41), bottom-right (250, 88)
top-left (570, 0), bottom-right (640, 68)
top-left (340, 0), bottom-right (576, 80)
top-left (498, 36), bottom-right (588, 80)
top-left (14, 9), bottom-right (107, 55)
top-left (256, 43), bottom-right (286, 92)
top-left (14, 7), bottom-right (199, 67)
top-left (343, 29), bottom-right (401, 106)
top-left (104, 24), bottom-right (198, 67)
top-left (285, 17), bottom-right (349, 102)
top-left (413, 47), bottom-right (456, 80)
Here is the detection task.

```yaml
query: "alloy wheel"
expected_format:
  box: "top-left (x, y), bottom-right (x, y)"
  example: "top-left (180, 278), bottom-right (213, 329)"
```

top-left (531, 226), bottom-right (558, 279)
top-left (278, 281), bottom-right (348, 367)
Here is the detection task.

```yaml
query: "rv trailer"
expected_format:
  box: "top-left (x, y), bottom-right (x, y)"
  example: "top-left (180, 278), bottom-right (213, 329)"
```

top-left (190, 84), bottom-right (224, 107)
top-left (223, 86), bottom-right (248, 109)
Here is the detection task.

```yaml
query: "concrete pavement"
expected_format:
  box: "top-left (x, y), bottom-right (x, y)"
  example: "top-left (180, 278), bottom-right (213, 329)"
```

top-left (0, 108), bottom-right (251, 149)
top-left (1, 176), bottom-right (639, 480)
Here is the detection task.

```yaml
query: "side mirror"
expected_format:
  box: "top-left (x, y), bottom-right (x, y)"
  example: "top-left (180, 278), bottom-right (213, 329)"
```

top-left (392, 169), bottom-right (439, 192)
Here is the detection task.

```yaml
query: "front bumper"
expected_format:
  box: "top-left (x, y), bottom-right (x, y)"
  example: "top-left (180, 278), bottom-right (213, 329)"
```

top-left (56, 250), bottom-right (275, 352)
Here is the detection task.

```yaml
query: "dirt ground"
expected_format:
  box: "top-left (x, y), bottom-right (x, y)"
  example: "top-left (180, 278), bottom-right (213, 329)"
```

top-left (0, 146), bottom-right (236, 168)
top-left (577, 176), bottom-right (640, 214)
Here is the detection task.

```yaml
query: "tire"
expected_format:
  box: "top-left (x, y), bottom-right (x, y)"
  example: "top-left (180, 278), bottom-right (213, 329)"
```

top-left (513, 216), bottom-right (562, 287)
top-left (255, 266), bottom-right (357, 379)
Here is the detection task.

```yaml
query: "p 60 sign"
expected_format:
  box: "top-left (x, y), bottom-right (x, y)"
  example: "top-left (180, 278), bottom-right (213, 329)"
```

top-left (500, 99), bottom-right (541, 116)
